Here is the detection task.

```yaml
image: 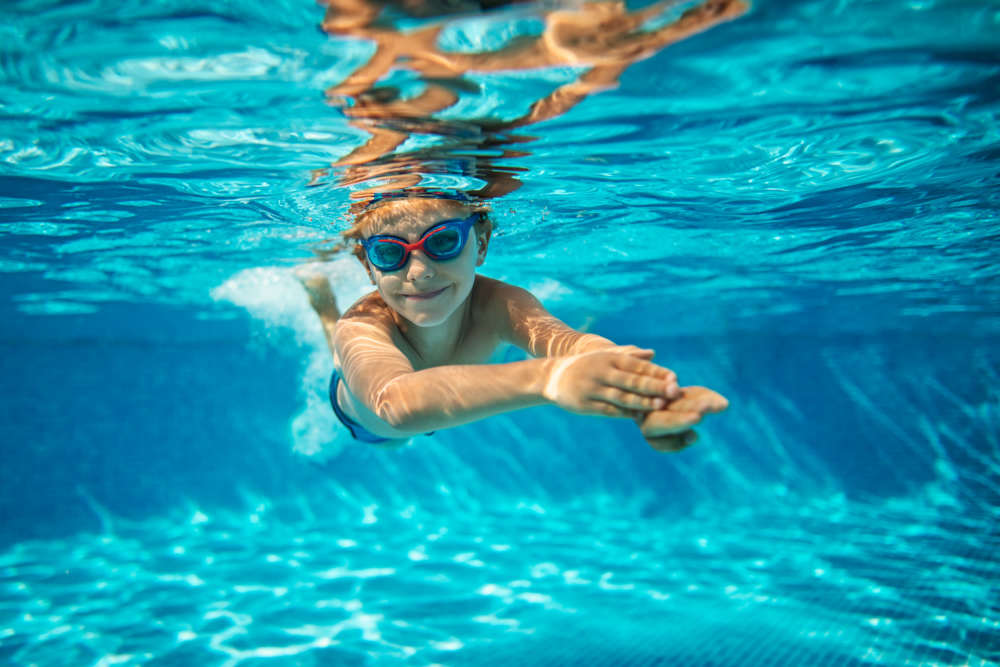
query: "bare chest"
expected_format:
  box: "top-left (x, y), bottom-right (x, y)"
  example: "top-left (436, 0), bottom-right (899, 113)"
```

top-left (395, 322), bottom-right (501, 370)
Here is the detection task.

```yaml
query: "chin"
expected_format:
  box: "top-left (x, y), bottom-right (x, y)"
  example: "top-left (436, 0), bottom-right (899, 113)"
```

top-left (386, 283), bottom-right (472, 327)
top-left (401, 308), bottom-right (453, 327)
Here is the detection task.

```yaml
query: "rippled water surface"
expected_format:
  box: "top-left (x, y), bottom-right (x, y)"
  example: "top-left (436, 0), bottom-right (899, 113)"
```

top-left (2, 0), bottom-right (999, 664)
top-left (2, 0), bottom-right (997, 330)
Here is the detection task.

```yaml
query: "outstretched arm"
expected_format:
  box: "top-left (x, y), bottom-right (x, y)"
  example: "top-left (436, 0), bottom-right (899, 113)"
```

top-left (490, 277), bottom-right (631, 357)
top-left (333, 293), bottom-right (674, 438)
top-left (489, 279), bottom-right (729, 451)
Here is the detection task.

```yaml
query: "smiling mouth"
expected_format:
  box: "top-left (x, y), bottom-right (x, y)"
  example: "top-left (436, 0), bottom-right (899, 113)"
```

top-left (403, 286), bottom-right (449, 300)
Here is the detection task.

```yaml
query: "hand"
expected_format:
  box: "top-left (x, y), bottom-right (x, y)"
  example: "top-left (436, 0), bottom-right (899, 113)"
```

top-left (633, 386), bottom-right (729, 453)
top-left (542, 348), bottom-right (680, 417)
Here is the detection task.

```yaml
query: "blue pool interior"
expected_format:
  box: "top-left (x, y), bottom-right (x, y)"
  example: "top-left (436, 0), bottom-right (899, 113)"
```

top-left (2, 0), bottom-right (999, 664)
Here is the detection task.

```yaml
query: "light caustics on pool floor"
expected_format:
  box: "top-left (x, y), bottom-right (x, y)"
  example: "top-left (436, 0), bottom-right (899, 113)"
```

top-left (0, 490), bottom-right (996, 666)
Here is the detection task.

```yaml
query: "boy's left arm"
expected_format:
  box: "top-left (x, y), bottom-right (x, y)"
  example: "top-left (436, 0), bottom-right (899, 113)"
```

top-left (485, 278), bottom-right (729, 448)
top-left (484, 278), bottom-right (628, 358)
top-left (486, 277), bottom-right (679, 362)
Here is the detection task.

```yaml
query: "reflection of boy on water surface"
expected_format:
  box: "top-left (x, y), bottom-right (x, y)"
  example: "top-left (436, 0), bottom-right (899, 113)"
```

top-left (320, 0), bottom-right (748, 167)
top-left (301, 192), bottom-right (728, 455)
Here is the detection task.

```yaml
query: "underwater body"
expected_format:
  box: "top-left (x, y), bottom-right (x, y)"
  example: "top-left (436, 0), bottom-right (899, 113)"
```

top-left (1, 0), bottom-right (999, 663)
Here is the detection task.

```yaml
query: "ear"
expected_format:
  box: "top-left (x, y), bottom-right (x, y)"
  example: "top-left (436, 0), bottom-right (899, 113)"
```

top-left (475, 227), bottom-right (492, 267)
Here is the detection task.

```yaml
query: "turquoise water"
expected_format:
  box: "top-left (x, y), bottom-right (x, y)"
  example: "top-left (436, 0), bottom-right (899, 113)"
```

top-left (2, 0), bottom-right (999, 664)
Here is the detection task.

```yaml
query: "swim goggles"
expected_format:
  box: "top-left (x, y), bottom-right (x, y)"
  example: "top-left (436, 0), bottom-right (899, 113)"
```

top-left (360, 213), bottom-right (480, 272)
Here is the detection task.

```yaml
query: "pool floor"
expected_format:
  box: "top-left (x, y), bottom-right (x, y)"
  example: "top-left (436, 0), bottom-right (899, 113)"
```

top-left (1, 489), bottom-right (996, 666)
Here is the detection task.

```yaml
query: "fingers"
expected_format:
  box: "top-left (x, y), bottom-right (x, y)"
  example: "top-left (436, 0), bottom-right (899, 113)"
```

top-left (583, 396), bottom-right (708, 428)
top-left (612, 352), bottom-right (665, 374)
top-left (581, 400), bottom-right (637, 419)
top-left (645, 430), bottom-right (698, 453)
top-left (594, 387), bottom-right (667, 411)
top-left (610, 356), bottom-right (680, 399)
top-left (611, 345), bottom-right (655, 359)
top-left (639, 408), bottom-right (703, 436)
top-left (669, 386), bottom-right (730, 414)
top-left (603, 368), bottom-right (680, 402)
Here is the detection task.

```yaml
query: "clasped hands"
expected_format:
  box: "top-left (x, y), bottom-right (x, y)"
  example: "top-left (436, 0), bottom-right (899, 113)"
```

top-left (542, 346), bottom-right (728, 452)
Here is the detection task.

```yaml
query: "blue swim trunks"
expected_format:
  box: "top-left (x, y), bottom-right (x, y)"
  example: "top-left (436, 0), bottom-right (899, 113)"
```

top-left (328, 371), bottom-right (435, 443)
top-left (328, 371), bottom-right (393, 444)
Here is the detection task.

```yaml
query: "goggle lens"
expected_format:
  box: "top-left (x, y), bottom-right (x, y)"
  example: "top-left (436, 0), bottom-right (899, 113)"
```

top-left (424, 227), bottom-right (461, 257)
top-left (370, 242), bottom-right (405, 268)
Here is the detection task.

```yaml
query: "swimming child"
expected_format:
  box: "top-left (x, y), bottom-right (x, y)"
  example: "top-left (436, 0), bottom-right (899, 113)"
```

top-left (300, 191), bottom-right (728, 454)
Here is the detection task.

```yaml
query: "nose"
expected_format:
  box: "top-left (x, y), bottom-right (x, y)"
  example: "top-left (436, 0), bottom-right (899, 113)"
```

top-left (405, 250), bottom-right (436, 282)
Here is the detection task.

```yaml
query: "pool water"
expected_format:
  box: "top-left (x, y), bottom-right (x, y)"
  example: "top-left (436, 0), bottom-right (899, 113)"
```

top-left (1, 0), bottom-right (998, 664)
top-left (2, 492), bottom-right (996, 665)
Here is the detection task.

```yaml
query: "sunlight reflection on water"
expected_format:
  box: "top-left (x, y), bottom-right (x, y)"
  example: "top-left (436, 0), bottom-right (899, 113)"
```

top-left (1, 490), bottom-right (996, 665)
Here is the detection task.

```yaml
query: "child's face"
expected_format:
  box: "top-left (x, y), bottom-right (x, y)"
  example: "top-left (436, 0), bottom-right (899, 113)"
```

top-left (362, 199), bottom-right (489, 327)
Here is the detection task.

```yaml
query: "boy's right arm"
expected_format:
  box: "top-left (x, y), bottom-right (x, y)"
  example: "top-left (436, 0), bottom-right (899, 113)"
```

top-left (334, 315), bottom-right (672, 438)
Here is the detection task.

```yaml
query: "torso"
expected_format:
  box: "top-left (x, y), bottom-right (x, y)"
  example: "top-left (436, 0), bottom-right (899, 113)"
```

top-left (334, 274), bottom-right (507, 437)
top-left (395, 276), bottom-right (503, 369)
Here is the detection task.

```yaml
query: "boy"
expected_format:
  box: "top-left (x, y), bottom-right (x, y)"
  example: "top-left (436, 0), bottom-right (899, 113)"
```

top-left (301, 192), bottom-right (728, 453)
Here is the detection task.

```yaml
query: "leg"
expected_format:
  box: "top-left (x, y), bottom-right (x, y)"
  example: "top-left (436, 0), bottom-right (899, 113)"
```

top-left (297, 271), bottom-right (340, 356)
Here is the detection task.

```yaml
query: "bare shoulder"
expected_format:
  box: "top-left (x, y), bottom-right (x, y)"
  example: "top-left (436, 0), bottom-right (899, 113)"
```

top-left (337, 291), bottom-right (396, 327)
top-left (333, 292), bottom-right (398, 349)
top-left (333, 291), bottom-right (416, 383)
top-left (471, 275), bottom-right (539, 312)
top-left (469, 275), bottom-right (548, 345)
